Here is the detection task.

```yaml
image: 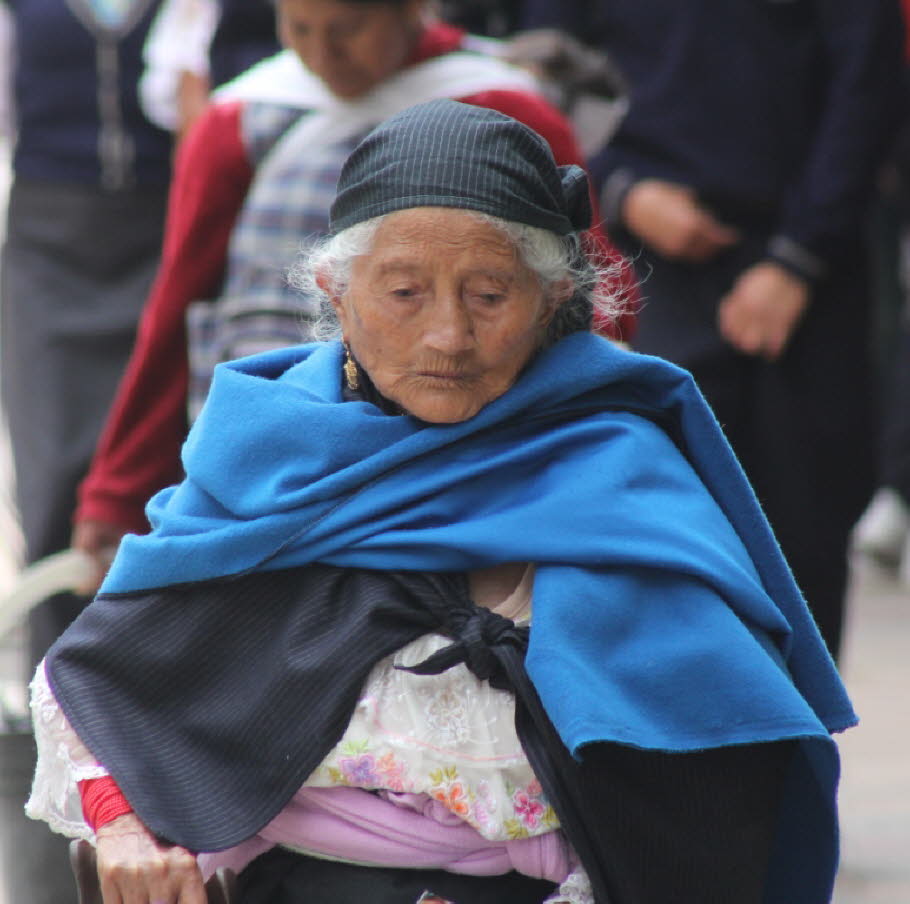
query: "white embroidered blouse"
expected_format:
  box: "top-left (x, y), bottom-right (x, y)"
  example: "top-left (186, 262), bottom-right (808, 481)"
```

top-left (26, 563), bottom-right (593, 903)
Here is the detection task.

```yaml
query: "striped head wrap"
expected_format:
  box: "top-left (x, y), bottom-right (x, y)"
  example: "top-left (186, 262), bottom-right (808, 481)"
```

top-left (329, 98), bottom-right (592, 235)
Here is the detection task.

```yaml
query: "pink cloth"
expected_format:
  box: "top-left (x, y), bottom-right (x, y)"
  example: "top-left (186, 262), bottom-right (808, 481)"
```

top-left (197, 786), bottom-right (572, 883)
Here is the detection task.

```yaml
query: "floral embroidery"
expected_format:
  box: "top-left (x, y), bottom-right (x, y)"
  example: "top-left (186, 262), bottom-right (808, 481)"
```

top-left (508, 779), bottom-right (559, 832)
top-left (471, 780), bottom-right (501, 836)
top-left (322, 738), bottom-right (560, 839)
top-left (513, 789), bottom-right (545, 828)
top-left (418, 683), bottom-right (473, 745)
top-left (504, 817), bottom-right (529, 840)
top-left (326, 741), bottom-right (410, 791)
top-left (503, 779), bottom-right (557, 838)
top-left (433, 783), bottom-right (470, 817)
top-left (429, 766), bottom-right (472, 818)
top-left (375, 752), bottom-right (408, 792)
top-left (338, 753), bottom-right (380, 785)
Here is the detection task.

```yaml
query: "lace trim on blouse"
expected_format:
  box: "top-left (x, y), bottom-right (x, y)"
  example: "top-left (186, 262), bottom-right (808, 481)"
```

top-left (26, 662), bottom-right (105, 841)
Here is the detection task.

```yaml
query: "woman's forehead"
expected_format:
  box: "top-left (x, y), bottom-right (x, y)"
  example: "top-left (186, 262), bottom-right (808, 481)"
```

top-left (371, 208), bottom-right (517, 253)
top-left (353, 214), bottom-right (521, 279)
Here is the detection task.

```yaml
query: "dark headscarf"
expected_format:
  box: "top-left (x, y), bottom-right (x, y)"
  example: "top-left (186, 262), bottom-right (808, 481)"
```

top-left (329, 98), bottom-right (592, 236)
top-left (330, 99), bottom-right (596, 339)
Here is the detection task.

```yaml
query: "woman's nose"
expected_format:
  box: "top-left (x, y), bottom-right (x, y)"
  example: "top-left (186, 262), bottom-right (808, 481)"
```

top-left (424, 296), bottom-right (475, 354)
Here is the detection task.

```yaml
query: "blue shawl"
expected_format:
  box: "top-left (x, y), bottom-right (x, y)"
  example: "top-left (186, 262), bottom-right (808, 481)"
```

top-left (105, 332), bottom-right (853, 753)
top-left (93, 331), bottom-right (853, 899)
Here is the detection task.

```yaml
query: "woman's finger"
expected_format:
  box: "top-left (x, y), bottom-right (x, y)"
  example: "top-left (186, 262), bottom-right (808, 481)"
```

top-left (175, 863), bottom-right (208, 904)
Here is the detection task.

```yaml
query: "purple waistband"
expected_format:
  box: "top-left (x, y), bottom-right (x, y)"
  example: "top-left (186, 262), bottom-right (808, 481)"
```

top-left (197, 786), bottom-right (572, 883)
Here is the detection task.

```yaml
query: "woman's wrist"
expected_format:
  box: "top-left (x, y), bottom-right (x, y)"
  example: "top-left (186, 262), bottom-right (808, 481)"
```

top-left (79, 775), bottom-right (133, 831)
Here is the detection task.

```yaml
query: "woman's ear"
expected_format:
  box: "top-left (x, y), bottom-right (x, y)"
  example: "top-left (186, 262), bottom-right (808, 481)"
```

top-left (316, 269), bottom-right (348, 329)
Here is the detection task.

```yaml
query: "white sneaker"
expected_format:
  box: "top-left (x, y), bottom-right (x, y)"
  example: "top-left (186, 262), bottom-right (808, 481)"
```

top-left (852, 487), bottom-right (910, 567)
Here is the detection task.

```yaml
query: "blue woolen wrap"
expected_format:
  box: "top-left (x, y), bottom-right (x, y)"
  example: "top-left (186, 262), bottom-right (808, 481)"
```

top-left (85, 334), bottom-right (851, 901)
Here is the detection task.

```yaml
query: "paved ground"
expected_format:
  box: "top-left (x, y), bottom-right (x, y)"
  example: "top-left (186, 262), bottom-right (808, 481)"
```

top-left (833, 558), bottom-right (910, 903)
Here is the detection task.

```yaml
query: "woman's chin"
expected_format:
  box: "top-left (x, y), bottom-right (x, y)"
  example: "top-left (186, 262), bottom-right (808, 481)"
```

top-left (398, 393), bottom-right (488, 425)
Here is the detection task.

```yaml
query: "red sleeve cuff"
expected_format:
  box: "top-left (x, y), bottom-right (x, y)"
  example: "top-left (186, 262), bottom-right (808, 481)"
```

top-left (78, 776), bottom-right (133, 831)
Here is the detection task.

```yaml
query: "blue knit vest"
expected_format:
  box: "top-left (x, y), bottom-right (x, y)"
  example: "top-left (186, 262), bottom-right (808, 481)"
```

top-left (11, 0), bottom-right (171, 188)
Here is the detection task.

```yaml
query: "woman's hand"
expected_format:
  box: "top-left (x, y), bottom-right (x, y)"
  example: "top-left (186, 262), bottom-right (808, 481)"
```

top-left (70, 519), bottom-right (127, 595)
top-left (95, 813), bottom-right (206, 904)
top-left (717, 261), bottom-right (809, 360)
top-left (621, 179), bottom-right (740, 262)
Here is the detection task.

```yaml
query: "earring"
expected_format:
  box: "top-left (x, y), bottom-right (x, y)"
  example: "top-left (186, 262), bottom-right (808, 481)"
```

top-left (343, 342), bottom-right (359, 391)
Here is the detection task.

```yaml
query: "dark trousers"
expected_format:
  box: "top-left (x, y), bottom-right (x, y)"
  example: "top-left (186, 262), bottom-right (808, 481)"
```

top-left (630, 237), bottom-right (876, 658)
top-left (237, 851), bottom-right (558, 904)
top-left (879, 323), bottom-right (910, 502)
top-left (0, 178), bottom-right (166, 673)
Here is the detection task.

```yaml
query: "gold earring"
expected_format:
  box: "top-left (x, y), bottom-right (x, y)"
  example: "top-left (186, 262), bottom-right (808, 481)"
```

top-left (343, 342), bottom-right (359, 391)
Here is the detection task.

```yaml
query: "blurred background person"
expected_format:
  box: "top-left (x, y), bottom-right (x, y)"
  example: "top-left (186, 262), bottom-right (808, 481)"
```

top-left (854, 313), bottom-right (910, 584)
top-left (0, 0), bottom-right (171, 679)
top-left (0, 2), bottom-right (11, 145)
top-left (496, 26), bottom-right (627, 171)
top-left (0, 0), bottom-right (14, 582)
top-left (0, 1), bottom-right (172, 898)
top-left (522, 0), bottom-right (906, 660)
top-left (435, 0), bottom-right (522, 37)
top-left (140, 0), bottom-right (280, 142)
top-left (431, 1), bottom-right (629, 161)
top-left (72, 0), bottom-right (633, 593)
top-left (852, 0), bottom-right (910, 584)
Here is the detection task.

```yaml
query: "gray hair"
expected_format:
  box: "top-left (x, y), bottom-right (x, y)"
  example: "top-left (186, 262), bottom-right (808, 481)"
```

top-left (288, 211), bottom-right (629, 344)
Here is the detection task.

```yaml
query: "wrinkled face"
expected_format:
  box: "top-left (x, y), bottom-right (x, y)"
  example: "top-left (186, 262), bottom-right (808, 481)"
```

top-left (277, 0), bottom-right (423, 99)
top-left (329, 208), bottom-right (561, 423)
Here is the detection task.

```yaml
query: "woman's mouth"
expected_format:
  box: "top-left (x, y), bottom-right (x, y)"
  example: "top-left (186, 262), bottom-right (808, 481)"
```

top-left (416, 371), bottom-right (476, 385)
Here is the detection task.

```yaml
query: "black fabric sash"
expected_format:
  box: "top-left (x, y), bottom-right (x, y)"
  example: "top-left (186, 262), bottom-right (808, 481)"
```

top-left (45, 564), bottom-right (616, 900)
top-left (400, 606), bottom-right (617, 904)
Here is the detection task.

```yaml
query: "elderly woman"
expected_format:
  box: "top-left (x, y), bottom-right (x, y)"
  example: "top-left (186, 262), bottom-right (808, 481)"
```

top-left (29, 100), bottom-right (853, 904)
top-left (72, 0), bottom-right (632, 594)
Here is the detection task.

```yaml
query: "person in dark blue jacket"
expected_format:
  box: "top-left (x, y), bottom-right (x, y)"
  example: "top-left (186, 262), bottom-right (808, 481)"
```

top-left (522, 0), bottom-right (907, 659)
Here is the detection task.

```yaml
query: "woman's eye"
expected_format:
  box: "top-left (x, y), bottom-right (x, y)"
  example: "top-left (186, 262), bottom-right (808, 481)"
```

top-left (476, 293), bottom-right (505, 305)
top-left (391, 287), bottom-right (417, 299)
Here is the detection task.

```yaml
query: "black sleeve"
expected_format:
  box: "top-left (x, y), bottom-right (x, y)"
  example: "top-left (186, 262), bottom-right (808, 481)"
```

top-left (518, 0), bottom-right (590, 35)
top-left (577, 740), bottom-right (796, 904)
top-left (772, 0), bottom-right (905, 263)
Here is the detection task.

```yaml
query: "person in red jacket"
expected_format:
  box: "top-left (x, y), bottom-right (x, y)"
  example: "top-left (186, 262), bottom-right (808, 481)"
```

top-left (72, 0), bottom-right (633, 590)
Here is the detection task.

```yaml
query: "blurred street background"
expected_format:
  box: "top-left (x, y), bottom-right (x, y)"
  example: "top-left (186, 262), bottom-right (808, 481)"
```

top-left (1, 108), bottom-right (909, 903)
top-left (834, 559), bottom-right (910, 902)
